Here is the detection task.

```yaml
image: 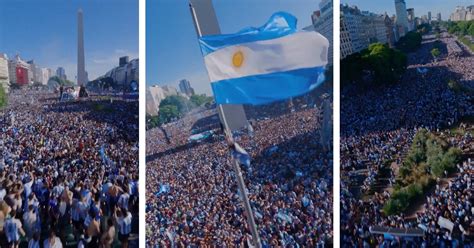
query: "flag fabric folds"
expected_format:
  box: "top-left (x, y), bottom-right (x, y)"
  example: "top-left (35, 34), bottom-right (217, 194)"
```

top-left (199, 12), bottom-right (329, 105)
top-left (231, 142), bottom-right (251, 168)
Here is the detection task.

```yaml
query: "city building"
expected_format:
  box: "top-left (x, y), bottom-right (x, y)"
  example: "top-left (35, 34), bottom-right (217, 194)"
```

top-left (27, 60), bottom-right (42, 84)
top-left (450, 6), bottom-right (474, 21)
top-left (56, 67), bottom-right (67, 80)
top-left (407, 8), bottom-right (415, 31)
top-left (310, 0), bottom-right (333, 65)
top-left (469, 6), bottom-right (474, 20)
top-left (340, 14), bottom-right (353, 59)
top-left (394, 0), bottom-right (409, 35)
top-left (340, 4), bottom-right (390, 59)
top-left (8, 55), bottom-right (30, 86)
top-left (437, 12), bottom-right (442, 22)
top-left (146, 85), bottom-right (179, 116)
top-left (361, 11), bottom-right (388, 45)
top-left (0, 53), bottom-right (10, 92)
top-left (48, 68), bottom-right (54, 80)
top-left (101, 57), bottom-right (139, 90)
top-left (179, 79), bottom-right (195, 96)
top-left (428, 11), bottom-right (432, 23)
top-left (421, 15), bottom-right (429, 24)
top-left (340, 5), bottom-right (367, 55)
top-left (41, 68), bottom-right (50, 85)
top-left (383, 14), bottom-right (397, 47)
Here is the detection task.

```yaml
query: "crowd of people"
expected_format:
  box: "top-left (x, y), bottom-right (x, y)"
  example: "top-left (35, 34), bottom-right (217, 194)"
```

top-left (0, 89), bottom-right (139, 247)
top-left (146, 92), bottom-right (333, 247)
top-left (341, 34), bottom-right (473, 246)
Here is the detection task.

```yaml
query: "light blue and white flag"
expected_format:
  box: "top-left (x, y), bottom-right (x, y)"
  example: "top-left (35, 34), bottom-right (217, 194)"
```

top-left (199, 12), bottom-right (328, 105)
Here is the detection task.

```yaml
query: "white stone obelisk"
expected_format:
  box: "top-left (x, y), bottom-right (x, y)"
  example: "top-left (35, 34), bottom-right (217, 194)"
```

top-left (77, 8), bottom-right (86, 86)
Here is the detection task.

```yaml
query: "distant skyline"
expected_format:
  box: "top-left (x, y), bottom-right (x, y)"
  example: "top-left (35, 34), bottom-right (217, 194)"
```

top-left (147, 0), bottom-right (318, 95)
top-left (341, 0), bottom-right (472, 21)
top-left (0, 0), bottom-right (138, 82)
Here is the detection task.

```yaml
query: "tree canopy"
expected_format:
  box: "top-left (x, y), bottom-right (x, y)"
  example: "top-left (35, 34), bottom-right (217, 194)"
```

top-left (431, 48), bottom-right (440, 58)
top-left (383, 130), bottom-right (462, 215)
top-left (49, 76), bottom-right (75, 86)
top-left (447, 20), bottom-right (474, 36)
top-left (190, 94), bottom-right (213, 107)
top-left (159, 95), bottom-right (193, 114)
top-left (341, 43), bottom-right (407, 87)
top-left (0, 85), bottom-right (7, 108)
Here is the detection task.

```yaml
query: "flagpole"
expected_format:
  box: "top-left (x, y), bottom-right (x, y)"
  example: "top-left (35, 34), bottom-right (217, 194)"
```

top-left (189, 3), bottom-right (261, 247)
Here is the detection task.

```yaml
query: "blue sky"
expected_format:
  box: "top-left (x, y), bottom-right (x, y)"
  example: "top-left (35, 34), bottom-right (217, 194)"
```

top-left (0, 0), bottom-right (138, 82)
top-left (341, 0), bottom-right (472, 21)
top-left (147, 0), bottom-right (318, 95)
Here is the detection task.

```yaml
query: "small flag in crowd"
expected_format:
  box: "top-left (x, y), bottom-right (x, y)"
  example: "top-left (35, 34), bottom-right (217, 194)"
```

top-left (199, 12), bottom-right (328, 105)
top-left (155, 184), bottom-right (170, 196)
top-left (231, 142), bottom-right (251, 168)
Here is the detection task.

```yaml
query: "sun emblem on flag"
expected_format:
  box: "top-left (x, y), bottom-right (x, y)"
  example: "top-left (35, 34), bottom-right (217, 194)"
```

top-left (232, 50), bottom-right (244, 68)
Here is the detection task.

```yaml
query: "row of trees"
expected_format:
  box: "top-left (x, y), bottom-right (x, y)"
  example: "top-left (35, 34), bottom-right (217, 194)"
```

top-left (383, 129), bottom-right (462, 215)
top-left (147, 94), bottom-right (213, 129)
top-left (341, 43), bottom-right (407, 87)
top-left (447, 20), bottom-right (474, 37)
top-left (0, 85), bottom-right (6, 108)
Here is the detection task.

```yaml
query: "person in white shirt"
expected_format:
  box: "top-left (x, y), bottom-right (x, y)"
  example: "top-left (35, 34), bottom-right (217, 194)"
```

top-left (117, 191), bottom-right (130, 211)
top-left (115, 208), bottom-right (132, 248)
top-left (23, 205), bottom-right (38, 240)
top-left (43, 230), bottom-right (63, 248)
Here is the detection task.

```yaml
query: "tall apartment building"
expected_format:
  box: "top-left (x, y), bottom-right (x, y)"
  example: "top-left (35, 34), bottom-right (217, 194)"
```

top-left (450, 6), bottom-right (474, 21)
top-left (340, 5), bottom-right (390, 59)
top-left (56, 67), bottom-right (67, 80)
top-left (407, 8), bottom-right (415, 31)
top-left (361, 11), bottom-right (388, 45)
top-left (394, 0), bottom-right (409, 35)
top-left (8, 55), bottom-right (30, 86)
top-left (383, 14), bottom-right (397, 47)
top-left (146, 85), bottom-right (179, 116)
top-left (311, 0), bottom-right (333, 65)
top-left (0, 53), bottom-right (10, 93)
top-left (340, 16), bottom-right (353, 59)
top-left (341, 5), bottom-right (367, 55)
top-left (179, 79), bottom-right (195, 96)
top-left (27, 60), bottom-right (42, 84)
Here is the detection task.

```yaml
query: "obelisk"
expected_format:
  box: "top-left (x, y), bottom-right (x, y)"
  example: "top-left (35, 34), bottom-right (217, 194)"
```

top-left (77, 8), bottom-right (86, 86)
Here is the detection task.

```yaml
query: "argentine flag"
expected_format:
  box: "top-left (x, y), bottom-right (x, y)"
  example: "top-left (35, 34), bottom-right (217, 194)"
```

top-left (199, 12), bottom-right (329, 105)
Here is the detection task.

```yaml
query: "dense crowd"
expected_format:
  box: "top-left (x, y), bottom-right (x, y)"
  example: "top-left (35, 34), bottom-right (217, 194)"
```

top-left (146, 93), bottom-right (333, 247)
top-left (341, 34), bottom-right (474, 246)
top-left (0, 89), bottom-right (139, 247)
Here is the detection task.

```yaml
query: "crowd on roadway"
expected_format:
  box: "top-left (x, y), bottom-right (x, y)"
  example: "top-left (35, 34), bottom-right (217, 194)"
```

top-left (146, 93), bottom-right (333, 247)
top-left (0, 89), bottom-right (139, 247)
top-left (341, 34), bottom-right (474, 247)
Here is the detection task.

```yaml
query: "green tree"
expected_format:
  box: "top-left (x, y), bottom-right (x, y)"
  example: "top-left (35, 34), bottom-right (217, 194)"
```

top-left (0, 85), bottom-right (7, 108)
top-left (49, 76), bottom-right (75, 86)
top-left (146, 114), bottom-right (161, 130)
top-left (190, 94), bottom-right (212, 107)
top-left (341, 43), bottom-right (407, 87)
top-left (159, 95), bottom-right (192, 115)
top-left (431, 48), bottom-right (441, 59)
top-left (158, 105), bottom-right (179, 124)
top-left (468, 23), bottom-right (474, 36)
